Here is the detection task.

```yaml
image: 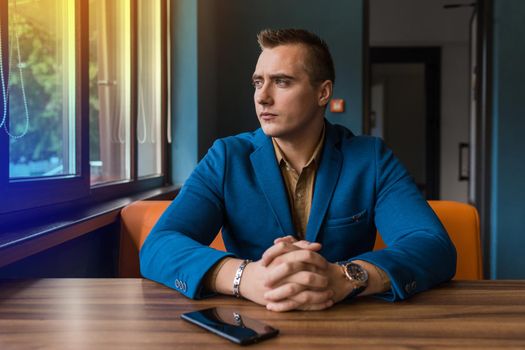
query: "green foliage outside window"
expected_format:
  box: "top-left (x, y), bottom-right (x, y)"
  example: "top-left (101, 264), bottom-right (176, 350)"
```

top-left (8, 16), bottom-right (63, 165)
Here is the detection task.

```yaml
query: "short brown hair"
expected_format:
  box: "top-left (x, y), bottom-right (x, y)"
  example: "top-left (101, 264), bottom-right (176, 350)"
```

top-left (257, 28), bottom-right (335, 85)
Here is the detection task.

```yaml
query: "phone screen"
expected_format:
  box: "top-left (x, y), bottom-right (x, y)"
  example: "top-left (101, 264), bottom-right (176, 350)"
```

top-left (180, 307), bottom-right (279, 345)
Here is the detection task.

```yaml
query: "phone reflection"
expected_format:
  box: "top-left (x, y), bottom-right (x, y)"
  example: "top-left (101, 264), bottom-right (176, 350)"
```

top-left (183, 307), bottom-right (278, 343)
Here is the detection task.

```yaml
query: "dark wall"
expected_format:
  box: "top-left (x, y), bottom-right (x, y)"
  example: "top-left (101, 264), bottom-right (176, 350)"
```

top-left (212, 0), bottom-right (365, 139)
top-left (170, 0), bottom-right (199, 185)
top-left (0, 223), bottom-right (120, 278)
top-left (171, 0), bottom-right (365, 185)
top-left (490, 0), bottom-right (525, 278)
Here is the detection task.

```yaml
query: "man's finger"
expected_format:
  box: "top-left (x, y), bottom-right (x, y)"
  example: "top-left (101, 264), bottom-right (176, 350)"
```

top-left (261, 241), bottom-right (304, 266)
top-left (273, 236), bottom-right (321, 251)
top-left (261, 241), bottom-right (322, 267)
top-left (290, 289), bottom-right (334, 305)
top-left (263, 282), bottom-right (307, 302)
top-left (266, 290), bottom-right (334, 312)
top-left (266, 298), bottom-right (300, 312)
top-left (273, 235), bottom-right (296, 244)
top-left (264, 281), bottom-right (331, 302)
top-left (265, 266), bottom-right (328, 289)
top-left (261, 242), bottom-right (295, 266)
top-left (274, 249), bottom-right (329, 270)
top-left (293, 240), bottom-right (321, 250)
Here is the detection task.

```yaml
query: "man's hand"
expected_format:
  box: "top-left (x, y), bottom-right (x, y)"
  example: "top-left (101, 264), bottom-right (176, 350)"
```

top-left (240, 237), bottom-right (327, 307)
top-left (211, 236), bottom-right (387, 312)
top-left (260, 236), bottom-right (355, 312)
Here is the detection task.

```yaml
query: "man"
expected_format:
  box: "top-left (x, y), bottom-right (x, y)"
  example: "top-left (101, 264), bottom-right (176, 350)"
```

top-left (140, 29), bottom-right (456, 312)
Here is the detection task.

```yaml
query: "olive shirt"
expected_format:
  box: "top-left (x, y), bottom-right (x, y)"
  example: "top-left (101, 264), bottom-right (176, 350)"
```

top-left (271, 128), bottom-right (325, 239)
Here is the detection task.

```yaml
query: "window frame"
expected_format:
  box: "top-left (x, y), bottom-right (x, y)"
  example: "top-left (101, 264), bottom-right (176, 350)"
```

top-left (0, 0), bottom-right (170, 216)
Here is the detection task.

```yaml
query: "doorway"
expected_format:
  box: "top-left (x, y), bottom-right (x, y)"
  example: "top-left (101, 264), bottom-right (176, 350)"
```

top-left (368, 47), bottom-right (441, 199)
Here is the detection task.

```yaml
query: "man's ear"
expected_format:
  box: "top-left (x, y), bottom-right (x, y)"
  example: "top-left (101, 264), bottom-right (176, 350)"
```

top-left (318, 80), bottom-right (333, 107)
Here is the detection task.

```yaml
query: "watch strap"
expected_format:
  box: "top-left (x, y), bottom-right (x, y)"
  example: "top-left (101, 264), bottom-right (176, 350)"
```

top-left (346, 284), bottom-right (367, 299)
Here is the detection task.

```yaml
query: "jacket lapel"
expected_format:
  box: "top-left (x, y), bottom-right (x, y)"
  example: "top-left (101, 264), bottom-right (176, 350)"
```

top-left (305, 122), bottom-right (343, 242)
top-left (250, 129), bottom-right (295, 236)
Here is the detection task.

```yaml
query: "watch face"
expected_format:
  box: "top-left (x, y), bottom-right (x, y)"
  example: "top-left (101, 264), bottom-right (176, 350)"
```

top-left (346, 263), bottom-right (368, 282)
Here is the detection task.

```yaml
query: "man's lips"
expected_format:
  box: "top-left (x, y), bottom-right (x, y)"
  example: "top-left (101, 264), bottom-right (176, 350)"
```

top-left (260, 112), bottom-right (277, 120)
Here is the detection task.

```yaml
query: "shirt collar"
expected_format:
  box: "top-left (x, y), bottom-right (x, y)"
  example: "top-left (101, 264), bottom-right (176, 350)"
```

top-left (272, 122), bottom-right (326, 170)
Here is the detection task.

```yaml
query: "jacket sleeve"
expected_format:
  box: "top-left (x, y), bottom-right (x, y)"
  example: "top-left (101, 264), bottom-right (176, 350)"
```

top-left (350, 138), bottom-right (457, 301)
top-left (139, 139), bottom-right (236, 299)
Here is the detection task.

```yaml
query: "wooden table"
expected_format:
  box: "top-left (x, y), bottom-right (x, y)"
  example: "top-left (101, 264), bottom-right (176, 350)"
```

top-left (1, 279), bottom-right (524, 349)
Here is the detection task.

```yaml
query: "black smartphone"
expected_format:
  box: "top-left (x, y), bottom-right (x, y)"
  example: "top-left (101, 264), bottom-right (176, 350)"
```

top-left (180, 307), bottom-right (279, 345)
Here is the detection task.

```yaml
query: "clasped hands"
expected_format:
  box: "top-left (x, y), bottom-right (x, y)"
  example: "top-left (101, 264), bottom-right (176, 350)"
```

top-left (240, 235), bottom-right (352, 312)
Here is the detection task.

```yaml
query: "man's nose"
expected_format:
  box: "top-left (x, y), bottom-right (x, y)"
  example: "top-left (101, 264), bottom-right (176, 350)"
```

top-left (255, 84), bottom-right (273, 105)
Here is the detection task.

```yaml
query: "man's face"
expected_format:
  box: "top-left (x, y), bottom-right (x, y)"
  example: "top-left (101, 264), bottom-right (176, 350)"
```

top-left (252, 44), bottom-right (326, 139)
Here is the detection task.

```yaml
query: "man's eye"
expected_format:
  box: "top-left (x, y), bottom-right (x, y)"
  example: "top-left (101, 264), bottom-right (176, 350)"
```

top-left (252, 80), bottom-right (263, 89)
top-left (275, 79), bottom-right (289, 87)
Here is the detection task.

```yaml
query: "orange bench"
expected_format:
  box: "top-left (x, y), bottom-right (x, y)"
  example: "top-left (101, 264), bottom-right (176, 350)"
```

top-left (120, 200), bottom-right (482, 280)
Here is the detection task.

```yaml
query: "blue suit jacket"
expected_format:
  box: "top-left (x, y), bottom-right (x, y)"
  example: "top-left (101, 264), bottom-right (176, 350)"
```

top-left (140, 121), bottom-right (456, 301)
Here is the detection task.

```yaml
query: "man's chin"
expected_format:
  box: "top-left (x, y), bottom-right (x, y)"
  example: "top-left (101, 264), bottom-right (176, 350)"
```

top-left (260, 124), bottom-right (284, 138)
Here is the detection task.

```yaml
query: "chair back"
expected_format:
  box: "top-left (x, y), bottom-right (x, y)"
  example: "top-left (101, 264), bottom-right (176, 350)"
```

top-left (119, 200), bottom-right (225, 277)
top-left (373, 200), bottom-right (482, 279)
top-left (120, 200), bottom-right (482, 279)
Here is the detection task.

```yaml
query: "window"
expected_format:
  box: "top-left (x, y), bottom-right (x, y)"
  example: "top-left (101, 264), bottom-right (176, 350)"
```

top-left (4, 0), bottom-right (76, 179)
top-left (137, 0), bottom-right (163, 178)
top-left (89, 0), bottom-right (131, 185)
top-left (0, 0), bottom-right (169, 215)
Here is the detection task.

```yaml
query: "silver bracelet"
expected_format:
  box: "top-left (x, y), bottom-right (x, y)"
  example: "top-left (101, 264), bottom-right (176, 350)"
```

top-left (232, 259), bottom-right (251, 298)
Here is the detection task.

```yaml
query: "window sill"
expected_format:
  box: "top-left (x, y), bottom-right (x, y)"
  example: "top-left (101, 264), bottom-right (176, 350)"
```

top-left (0, 185), bottom-right (179, 269)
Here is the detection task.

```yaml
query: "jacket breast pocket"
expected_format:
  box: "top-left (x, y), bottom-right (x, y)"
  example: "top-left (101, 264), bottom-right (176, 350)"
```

top-left (324, 209), bottom-right (368, 229)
